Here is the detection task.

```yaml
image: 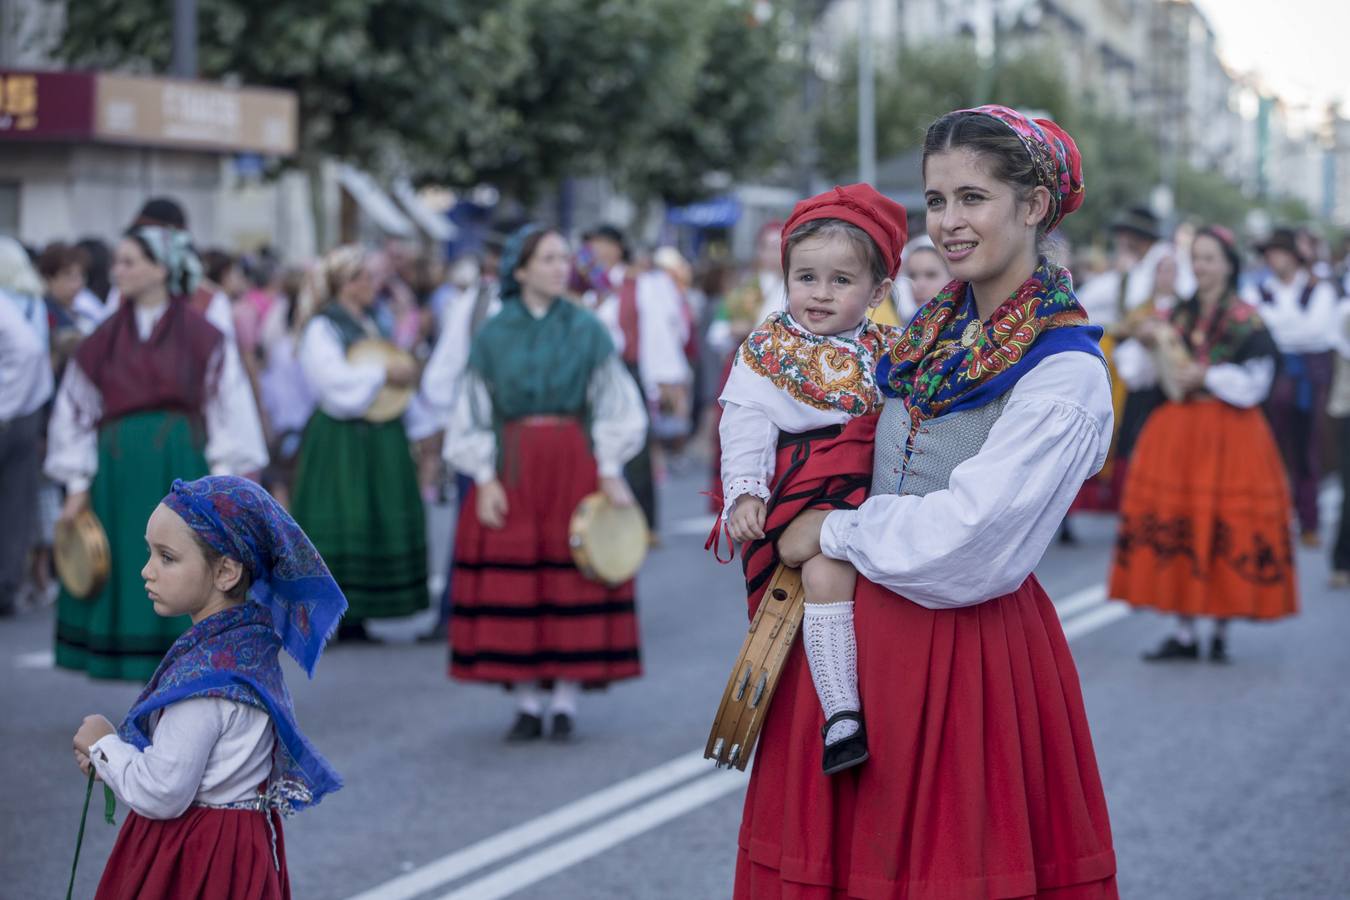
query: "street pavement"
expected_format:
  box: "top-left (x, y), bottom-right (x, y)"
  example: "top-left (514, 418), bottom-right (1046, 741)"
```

top-left (4, 468), bottom-right (1349, 899)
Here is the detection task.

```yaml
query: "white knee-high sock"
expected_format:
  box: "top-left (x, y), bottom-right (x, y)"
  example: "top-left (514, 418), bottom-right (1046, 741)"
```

top-left (515, 683), bottom-right (545, 716)
top-left (803, 601), bottom-right (861, 745)
top-left (548, 679), bottom-right (580, 716)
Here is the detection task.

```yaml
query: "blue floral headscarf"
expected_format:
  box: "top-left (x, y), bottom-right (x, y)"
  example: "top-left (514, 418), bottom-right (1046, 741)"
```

top-left (164, 475), bottom-right (345, 674)
top-left (116, 476), bottom-right (347, 814)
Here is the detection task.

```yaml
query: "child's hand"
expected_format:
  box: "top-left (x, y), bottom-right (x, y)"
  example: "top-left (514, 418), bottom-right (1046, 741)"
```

top-left (73, 714), bottom-right (115, 757)
top-left (727, 495), bottom-right (767, 543)
top-left (73, 748), bottom-right (99, 779)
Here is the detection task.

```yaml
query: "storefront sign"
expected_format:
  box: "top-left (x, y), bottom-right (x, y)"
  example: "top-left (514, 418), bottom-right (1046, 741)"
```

top-left (0, 70), bottom-right (296, 156)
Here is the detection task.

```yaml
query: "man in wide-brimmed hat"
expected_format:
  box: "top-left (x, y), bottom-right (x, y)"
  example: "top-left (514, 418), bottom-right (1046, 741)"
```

top-left (1243, 226), bottom-right (1341, 547)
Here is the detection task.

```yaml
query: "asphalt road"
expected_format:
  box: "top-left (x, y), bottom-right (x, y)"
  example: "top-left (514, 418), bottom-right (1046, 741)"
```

top-left (4, 470), bottom-right (1349, 899)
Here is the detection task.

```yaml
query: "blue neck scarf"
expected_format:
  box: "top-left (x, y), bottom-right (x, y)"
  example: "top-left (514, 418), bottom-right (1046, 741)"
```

top-left (117, 603), bottom-right (342, 814)
top-left (877, 260), bottom-right (1104, 421)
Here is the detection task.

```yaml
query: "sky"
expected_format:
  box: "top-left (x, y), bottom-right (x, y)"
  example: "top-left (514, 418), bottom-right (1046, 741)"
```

top-left (1191, 0), bottom-right (1350, 113)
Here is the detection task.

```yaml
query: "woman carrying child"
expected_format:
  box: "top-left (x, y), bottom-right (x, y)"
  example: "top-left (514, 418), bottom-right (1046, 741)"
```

top-left (735, 106), bottom-right (1118, 898)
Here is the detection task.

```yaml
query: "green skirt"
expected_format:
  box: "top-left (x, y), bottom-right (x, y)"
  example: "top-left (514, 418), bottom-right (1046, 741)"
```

top-left (55, 411), bottom-right (207, 681)
top-left (291, 411), bottom-right (428, 619)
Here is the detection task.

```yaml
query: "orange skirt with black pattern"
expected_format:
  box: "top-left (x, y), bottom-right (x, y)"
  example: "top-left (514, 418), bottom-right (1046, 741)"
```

top-left (1109, 399), bottom-right (1298, 620)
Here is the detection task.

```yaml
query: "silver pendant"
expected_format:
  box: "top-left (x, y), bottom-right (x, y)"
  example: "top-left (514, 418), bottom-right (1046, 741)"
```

top-left (960, 320), bottom-right (981, 348)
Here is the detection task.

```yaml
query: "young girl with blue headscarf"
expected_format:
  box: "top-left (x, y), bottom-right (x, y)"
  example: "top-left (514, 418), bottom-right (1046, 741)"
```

top-left (72, 475), bottom-right (345, 899)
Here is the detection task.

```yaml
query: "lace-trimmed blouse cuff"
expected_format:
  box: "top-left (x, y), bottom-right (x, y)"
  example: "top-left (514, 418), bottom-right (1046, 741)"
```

top-left (721, 476), bottom-right (772, 519)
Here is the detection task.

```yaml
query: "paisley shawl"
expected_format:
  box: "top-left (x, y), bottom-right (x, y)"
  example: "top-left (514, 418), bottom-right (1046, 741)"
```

top-left (740, 311), bottom-right (900, 417)
top-left (878, 260), bottom-right (1104, 421)
top-left (1166, 293), bottom-right (1273, 366)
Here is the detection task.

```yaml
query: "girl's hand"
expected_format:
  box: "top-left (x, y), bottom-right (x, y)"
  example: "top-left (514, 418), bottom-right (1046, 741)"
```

top-left (599, 476), bottom-right (635, 509)
top-left (60, 491), bottom-right (89, 524)
top-left (777, 509), bottom-right (830, 568)
top-left (727, 495), bottom-right (767, 543)
top-left (475, 480), bottom-right (509, 529)
top-left (73, 714), bottom-right (115, 757)
top-left (74, 748), bottom-right (98, 778)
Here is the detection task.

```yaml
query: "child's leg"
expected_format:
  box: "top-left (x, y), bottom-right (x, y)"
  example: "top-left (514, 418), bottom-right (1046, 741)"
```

top-left (801, 553), bottom-right (861, 746)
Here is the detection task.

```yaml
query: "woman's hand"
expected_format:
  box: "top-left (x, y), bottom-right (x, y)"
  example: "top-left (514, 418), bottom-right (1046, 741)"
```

top-left (1133, 318), bottom-right (1164, 349)
top-left (777, 509), bottom-right (830, 568)
top-left (1176, 360), bottom-right (1208, 394)
top-left (59, 491), bottom-right (89, 524)
top-left (476, 480), bottom-right (509, 529)
top-left (599, 475), bottom-right (635, 508)
top-left (385, 357), bottom-right (417, 388)
top-left (727, 495), bottom-right (767, 543)
top-left (73, 714), bottom-right (115, 758)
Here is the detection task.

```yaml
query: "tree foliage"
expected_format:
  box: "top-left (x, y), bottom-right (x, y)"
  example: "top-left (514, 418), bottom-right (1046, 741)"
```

top-left (52, 0), bottom-right (790, 204)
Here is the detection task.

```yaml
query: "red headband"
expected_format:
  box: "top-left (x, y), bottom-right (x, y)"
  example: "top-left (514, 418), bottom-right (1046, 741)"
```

top-left (781, 184), bottom-right (908, 279)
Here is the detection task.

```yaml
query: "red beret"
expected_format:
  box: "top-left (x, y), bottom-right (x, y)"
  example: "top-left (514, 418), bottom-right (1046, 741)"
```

top-left (781, 184), bottom-right (908, 280)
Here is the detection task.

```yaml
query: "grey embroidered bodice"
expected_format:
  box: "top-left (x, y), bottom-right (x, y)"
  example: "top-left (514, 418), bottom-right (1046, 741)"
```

top-left (872, 395), bottom-right (1012, 497)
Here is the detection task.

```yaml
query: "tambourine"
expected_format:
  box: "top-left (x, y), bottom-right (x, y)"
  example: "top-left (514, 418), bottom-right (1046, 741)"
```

top-left (568, 492), bottom-right (649, 586)
top-left (54, 509), bottom-right (111, 601)
top-left (347, 338), bottom-right (416, 423)
top-left (705, 564), bottom-right (805, 770)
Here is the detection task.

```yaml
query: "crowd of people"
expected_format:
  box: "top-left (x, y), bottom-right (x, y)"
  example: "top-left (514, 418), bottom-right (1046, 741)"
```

top-left (3, 111), bottom-right (1350, 895)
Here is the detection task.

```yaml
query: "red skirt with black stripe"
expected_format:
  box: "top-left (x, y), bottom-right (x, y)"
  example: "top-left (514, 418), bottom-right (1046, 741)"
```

top-left (449, 418), bottom-right (642, 685)
top-left (95, 807), bottom-right (288, 900)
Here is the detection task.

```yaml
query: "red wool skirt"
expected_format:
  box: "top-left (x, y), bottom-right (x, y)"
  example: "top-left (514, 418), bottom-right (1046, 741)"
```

top-left (450, 418), bottom-right (642, 685)
top-left (95, 807), bottom-right (288, 900)
top-left (736, 577), bottom-right (1117, 899)
top-left (1110, 400), bottom-right (1298, 620)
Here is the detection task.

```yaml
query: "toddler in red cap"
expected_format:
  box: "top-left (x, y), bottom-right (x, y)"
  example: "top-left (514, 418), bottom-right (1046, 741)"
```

top-left (717, 183), bottom-right (907, 774)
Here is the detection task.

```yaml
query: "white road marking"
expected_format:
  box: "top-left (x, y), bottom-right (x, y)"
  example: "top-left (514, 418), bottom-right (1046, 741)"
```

top-left (1053, 584), bottom-right (1109, 621)
top-left (1062, 600), bottom-right (1131, 641)
top-left (14, 651), bottom-right (53, 669)
top-left (342, 750), bottom-right (710, 900)
top-left (436, 769), bottom-right (748, 900)
top-left (667, 514), bottom-right (719, 537)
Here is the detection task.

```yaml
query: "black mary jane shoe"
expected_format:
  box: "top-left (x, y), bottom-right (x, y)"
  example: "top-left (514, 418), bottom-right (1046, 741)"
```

top-left (1209, 636), bottom-right (1230, 664)
top-left (505, 712), bottom-right (544, 742)
top-left (549, 712), bottom-right (575, 742)
top-left (1141, 636), bottom-right (1199, 662)
top-left (821, 711), bottom-right (869, 776)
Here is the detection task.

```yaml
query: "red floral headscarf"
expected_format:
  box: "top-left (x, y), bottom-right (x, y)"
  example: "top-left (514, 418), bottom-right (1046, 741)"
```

top-left (959, 105), bottom-right (1085, 232)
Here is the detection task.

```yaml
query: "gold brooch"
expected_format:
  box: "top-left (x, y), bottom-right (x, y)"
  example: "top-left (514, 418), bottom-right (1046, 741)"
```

top-left (960, 320), bottom-right (981, 348)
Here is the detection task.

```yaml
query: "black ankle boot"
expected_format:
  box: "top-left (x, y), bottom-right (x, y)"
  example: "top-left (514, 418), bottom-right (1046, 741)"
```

top-left (1209, 635), bottom-right (1229, 663)
top-left (821, 711), bottom-right (869, 775)
top-left (1142, 636), bottom-right (1199, 662)
top-left (549, 712), bottom-right (574, 741)
top-left (505, 712), bottom-right (543, 742)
